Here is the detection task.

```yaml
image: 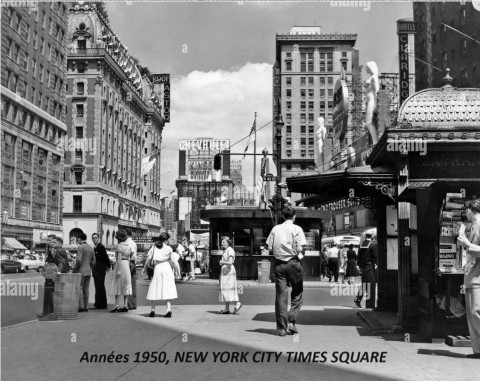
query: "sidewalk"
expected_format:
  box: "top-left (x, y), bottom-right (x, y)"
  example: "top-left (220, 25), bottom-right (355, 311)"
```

top-left (2, 303), bottom-right (476, 381)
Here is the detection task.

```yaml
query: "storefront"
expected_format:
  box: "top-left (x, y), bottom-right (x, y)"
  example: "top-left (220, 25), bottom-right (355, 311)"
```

top-left (200, 206), bottom-right (328, 280)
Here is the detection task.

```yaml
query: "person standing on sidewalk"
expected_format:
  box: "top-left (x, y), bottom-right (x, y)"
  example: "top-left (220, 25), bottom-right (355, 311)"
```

top-left (109, 231), bottom-right (133, 313)
top-left (125, 230), bottom-right (137, 310)
top-left (73, 233), bottom-right (96, 312)
top-left (41, 234), bottom-right (59, 317)
top-left (188, 241), bottom-right (196, 280)
top-left (345, 244), bottom-right (360, 284)
top-left (354, 233), bottom-right (377, 309)
top-left (143, 233), bottom-right (177, 318)
top-left (266, 207), bottom-right (307, 337)
top-left (457, 200), bottom-right (480, 359)
top-left (91, 233), bottom-right (110, 310)
top-left (218, 237), bottom-right (242, 315)
top-left (327, 243), bottom-right (340, 282)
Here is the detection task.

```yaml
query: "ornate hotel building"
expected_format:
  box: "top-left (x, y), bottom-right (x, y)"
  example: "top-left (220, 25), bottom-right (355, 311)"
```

top-left (1, 3), bottom-right (69, 250)
top-left (63, 2), bottom-right (165, 245)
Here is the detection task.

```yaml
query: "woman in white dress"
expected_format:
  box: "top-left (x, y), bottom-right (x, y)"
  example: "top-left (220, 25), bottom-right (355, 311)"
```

top-left (109, 231), bottom-right (133, 313)
top-left (143, 233), bottom-right (177, 318)
top-left (219, 238), bottom-right (242, 314)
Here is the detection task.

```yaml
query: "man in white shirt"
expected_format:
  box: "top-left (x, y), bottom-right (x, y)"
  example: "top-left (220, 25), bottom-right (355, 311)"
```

top-left (327, 243), bottom-right (340, 283)
top-left (125, 230), bottom-right (138, 310)
top-left (188, 242), bottom-right (196, 280)
top-left (266, 207), bottom-right (307, 337)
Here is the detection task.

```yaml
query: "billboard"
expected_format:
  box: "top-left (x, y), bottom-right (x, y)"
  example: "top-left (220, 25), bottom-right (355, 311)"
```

top-left (332, 78), bottom-right (349, 141)
top-left (178, 138), bottom-right (230, 182)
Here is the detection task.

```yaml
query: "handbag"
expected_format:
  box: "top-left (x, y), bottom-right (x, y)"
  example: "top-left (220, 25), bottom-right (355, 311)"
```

top-left (146, 245), bottom-right (156, 270)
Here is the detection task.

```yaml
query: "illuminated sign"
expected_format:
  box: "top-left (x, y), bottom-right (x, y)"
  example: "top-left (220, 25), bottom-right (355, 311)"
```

top-left (179, 139), bottom-right (230, 151)
top-left (149, 73), bottom-right (170, 123)
top-left (397, 20), bottom-right (416, 106)
top-left (332, 79), bottom-right (349, 141)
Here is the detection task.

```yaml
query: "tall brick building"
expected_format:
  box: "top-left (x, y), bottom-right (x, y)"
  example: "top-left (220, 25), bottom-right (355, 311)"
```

top-left (63, 2), bottom-right (165, 245)
top-left (1, 3), bottom-right (69, 250)
top-left (413, 2), bottom-right (480, 90)
top-left (272, 26), bottom-right (360, 203)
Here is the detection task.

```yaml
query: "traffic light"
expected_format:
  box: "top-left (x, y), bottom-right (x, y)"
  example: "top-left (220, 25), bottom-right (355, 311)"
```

top-left (214, 154), bottom-right (222, 171)
top-left (268, 197), bottom-right (276, 212)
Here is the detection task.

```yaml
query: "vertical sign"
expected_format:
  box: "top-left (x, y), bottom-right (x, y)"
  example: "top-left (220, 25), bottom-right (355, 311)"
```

top-left (397, 20), bottom-right (416, 106)
top-left (149, 74), bottom-right (171, 123)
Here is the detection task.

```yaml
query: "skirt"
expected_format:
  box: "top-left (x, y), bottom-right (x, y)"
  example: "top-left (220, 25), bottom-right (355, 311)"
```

top-left (109, 260), bottom-right (132, 296)
top-left (219, 264), bottom-right (239, 302)
top-left (346, 260), bottom-right (360, 277)
top-left (147, 261), bottom-right (178, 301)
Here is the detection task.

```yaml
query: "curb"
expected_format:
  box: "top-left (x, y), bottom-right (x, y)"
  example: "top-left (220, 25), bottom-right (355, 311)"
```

top-left (174, 280), bottom-right (334, 288)
top-left (1, 318), bottom-right (39, 330)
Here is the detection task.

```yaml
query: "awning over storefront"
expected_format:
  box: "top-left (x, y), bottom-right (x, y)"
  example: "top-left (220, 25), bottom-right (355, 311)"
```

top-left (2, 237), bottom-right (28, 250)
top-left (287, 165), bottom-right (396, 204)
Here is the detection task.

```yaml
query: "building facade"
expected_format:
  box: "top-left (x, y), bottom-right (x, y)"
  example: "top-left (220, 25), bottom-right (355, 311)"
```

top-left (413, 2), bottom-right (480, 90)
top-left (273, 26), bottom-right (360, 203)
top-left (63, 2), bottom-right (165, 246)
top-left (1, 3), bottom-right (69, 251)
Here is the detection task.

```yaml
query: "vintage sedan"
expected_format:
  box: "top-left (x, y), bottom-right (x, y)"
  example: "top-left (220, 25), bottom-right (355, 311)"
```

top-left (1, 254), bottom-right (25, 274)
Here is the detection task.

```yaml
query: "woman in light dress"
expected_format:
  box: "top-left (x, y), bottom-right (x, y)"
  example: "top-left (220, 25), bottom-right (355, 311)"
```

top-left (143, 232), bottom-right (177, 318)
top-left (109, 230), bottom-right (132, 313)
top-left (219, 238), bottom-right (242, 314)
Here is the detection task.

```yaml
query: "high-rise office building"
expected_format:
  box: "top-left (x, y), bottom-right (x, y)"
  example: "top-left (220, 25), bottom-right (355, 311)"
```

top-left (63, 2), bottom-right (165, 245)
top-left (1, 3), bottom-right (69, 250)
top-left (413, 2), bottom-right (480, 90)
top-left (273, 26), bottom-right (360, 202)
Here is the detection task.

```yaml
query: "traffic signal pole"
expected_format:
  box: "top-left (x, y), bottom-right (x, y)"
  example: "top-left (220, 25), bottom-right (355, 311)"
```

top-left (273, 97), bottom-right (285, 226)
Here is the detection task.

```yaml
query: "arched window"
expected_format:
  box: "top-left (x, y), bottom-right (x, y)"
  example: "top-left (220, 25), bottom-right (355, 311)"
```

top-left (112, 230), bottom-right (116, 245)
top-left (106, 230), bottom-right (110, 245)
top-left (118, 203), bottom-right (124, 219)
top-left (69, 228), bottom-right (84, 245)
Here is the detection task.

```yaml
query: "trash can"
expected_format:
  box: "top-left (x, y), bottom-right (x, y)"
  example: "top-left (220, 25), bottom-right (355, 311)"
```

top-left (257, 260), bottom-right (271, 284)
top-left (53, 273), bottom-right (82, 320)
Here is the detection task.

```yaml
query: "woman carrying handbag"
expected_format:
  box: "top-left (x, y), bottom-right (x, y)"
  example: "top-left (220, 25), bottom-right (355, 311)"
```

top-left (143, 233), bottom-right (177, 318)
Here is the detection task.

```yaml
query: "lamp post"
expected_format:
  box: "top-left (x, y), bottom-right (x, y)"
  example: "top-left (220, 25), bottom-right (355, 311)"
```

top-left (274, 97), bottom-right (285, 226)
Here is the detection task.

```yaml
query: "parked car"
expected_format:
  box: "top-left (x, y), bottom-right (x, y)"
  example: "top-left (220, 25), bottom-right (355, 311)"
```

top-left (107, 251), bottom-right (116, 266)
top-left (1, 254), bottom-right (25, 274)
top-left (14, 254), bottom-right (45, 272)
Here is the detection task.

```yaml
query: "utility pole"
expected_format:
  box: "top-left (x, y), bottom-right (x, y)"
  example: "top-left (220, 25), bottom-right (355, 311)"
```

top-left (274, 98), bottom-right (285, 226)
top-left (253, 112), bottom-right (257, 200)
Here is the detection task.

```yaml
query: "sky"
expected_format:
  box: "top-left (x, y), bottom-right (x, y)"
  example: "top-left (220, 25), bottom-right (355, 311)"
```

top-left (105, 1), bottom-right (413, 198)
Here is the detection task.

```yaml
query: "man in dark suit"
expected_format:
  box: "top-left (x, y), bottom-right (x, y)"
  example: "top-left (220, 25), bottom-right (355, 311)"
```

top-left (41, 234), bottom-right (59, 317)
top-left (73, 233), bottom-right (96, 312)
top-left (91, 233), bottom-right (110, 310)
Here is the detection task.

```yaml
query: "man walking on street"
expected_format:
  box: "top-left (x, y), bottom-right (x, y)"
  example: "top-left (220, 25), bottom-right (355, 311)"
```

top-left (354, 232), bottom-right (377, 309)
top-left (73, 233), bottom-right (96, 312)
top-left (266, 207), bottom-right (307, 337)
top-left (125, 230), bottom-right (138, 310)
top-left (91, 233), bottom-right (110, 310)
top-left (327, 243), bottom-right (340, 282)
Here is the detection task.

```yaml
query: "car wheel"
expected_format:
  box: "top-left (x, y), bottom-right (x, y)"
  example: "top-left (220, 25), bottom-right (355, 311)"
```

top-left (37, 267), bottom-right (43, 272)
top-left (15, 267), bottom-right (19, 273)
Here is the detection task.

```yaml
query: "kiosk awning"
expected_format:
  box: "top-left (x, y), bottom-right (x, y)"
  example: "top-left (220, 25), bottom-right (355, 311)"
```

top-left (287, 166), bottom-right (396, 203)
top-left (2, 238), bottom-right (28, 250)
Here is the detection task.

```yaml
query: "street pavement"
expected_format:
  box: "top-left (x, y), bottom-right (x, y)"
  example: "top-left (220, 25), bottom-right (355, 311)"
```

top-left (1, 274), bottom-right (479, 381)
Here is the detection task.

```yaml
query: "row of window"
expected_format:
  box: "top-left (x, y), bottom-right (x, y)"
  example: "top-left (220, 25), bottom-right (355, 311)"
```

top-left (287, 98), bottom-right (333, 111)
top-left (2, 197), bottom-right (59, 223)
top-left (285, 163), bottom-right (312, 171)
top-left (285, 137), bottom-right (316, 147)
top-left (286, 109), bottom-right (332, 123)
top-left (285, 125), bottom-right (316, 134)
top-left (285, 76), bottom-right (335, 86)
top-left (3, 132), bottom-right (62, 166)
top-left (2, 101), bottom-right (64, 142)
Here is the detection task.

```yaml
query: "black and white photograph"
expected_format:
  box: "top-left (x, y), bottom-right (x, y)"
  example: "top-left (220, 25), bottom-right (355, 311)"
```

top-left (1, 0), bottom-right (480, 380)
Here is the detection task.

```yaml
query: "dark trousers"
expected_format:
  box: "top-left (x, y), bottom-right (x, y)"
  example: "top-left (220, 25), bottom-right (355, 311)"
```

top-left (320, 261), bottom-right (328, 278)
top-left (128, 277), bottom-right (137, 309)
top-left (42, 279), bottom-right (55, 315)
top-left (274, 258), bottom-right (303, 332)
top-left (93, 273), bottom-right (107, 308)
top-left (79, 276), bottom-right (91, 309)
top-left (355, 265), bottom-right (376, 308)
top-left (328, 258), bottom-right (339, 282)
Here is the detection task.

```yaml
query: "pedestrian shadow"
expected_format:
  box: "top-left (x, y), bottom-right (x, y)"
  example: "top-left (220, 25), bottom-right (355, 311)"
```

top-left (245, 328), bottom-right (285, 336)
top-left (252, 308), bottom-right (361, 326)
top-left (417, 349), bottom-right (467, 358)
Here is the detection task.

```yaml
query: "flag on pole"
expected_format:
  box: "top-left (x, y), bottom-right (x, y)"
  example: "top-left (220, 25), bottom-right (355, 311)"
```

top-left (243, 118), bottom-right (256, 158)
top-left (255, 174), bottom-right (264, 205)
top-left (141, 156), bottom-right (156, 176)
